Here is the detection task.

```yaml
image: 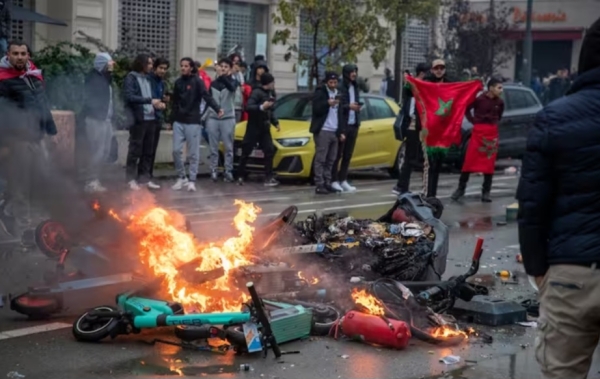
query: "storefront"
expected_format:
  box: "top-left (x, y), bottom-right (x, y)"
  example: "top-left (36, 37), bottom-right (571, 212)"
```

top-left (468, 0), bottom-right (598, 80)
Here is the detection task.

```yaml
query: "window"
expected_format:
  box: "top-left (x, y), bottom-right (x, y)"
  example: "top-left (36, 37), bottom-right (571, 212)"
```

top-left (219, 1), bottom-right (268, 62)
top-left (273, 95), bottom-right (312, 121)
top-left (118, 0), bottom-right (178, 62)
top-left (10, 0), bottom-right (33, 47)
top-left (507, 89), bottom-right (538, 110)
top-left (366, 98), bottom-right (395, 120)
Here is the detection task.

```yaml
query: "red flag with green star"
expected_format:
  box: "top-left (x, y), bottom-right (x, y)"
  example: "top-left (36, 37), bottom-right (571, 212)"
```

top-left (405, 75), bottom-right (483, 157)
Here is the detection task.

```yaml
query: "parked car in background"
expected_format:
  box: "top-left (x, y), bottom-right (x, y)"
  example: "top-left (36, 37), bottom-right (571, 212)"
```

top-left (446, 84), bottom-right (543, 168)
top-left (231, 92), bottom-right (401, 180)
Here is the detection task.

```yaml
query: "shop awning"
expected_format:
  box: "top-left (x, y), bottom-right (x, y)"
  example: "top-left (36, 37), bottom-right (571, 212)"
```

top-left (504, 28), bottom-right (584, 41)
top-left (10, 5), bottom-right (68, 26)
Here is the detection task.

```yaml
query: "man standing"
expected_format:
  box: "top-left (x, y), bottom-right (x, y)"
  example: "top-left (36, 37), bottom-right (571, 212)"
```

top-left (238, 72), bottom-right (280, 187)
top-left (311, 72), bottom-right (346, 195)
top-left (451, 78), bottom-right (504, 203)
top-left (0, 40), bottom-right (57, 234)
top-left (517, 16), bottom-right (600, 379)
top-left (171, 57), bottom-right (222, 192)
top-left (206, 57), bottom-right (238, 183)
top-left (331, 64), bottom-right (362, 193)
top-left (123, 54), bottom-right (164, 190)
top-left (148, 57), bottom-right (169, 179)
top-left (81, 52), bottom-right (115, 193)
top-left (229, 54), bottom-right (245, 123)
top-left (424, 58), bottom-right (450, 198)
top-left (392, 63), bottom-right (429, 195)
top-left (0, 1), bottom-right (10, 57)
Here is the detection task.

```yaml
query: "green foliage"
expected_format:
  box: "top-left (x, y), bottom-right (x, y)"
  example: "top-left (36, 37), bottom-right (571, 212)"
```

top-left (271, 0), bottom-right (391, 90)
top-left (373, 0), bottom-right (441, 28)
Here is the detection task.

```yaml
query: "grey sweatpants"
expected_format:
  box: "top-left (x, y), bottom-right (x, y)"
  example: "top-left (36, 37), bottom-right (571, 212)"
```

top-left (313, 131), bottom-right (339, 187)
top-left (82, 117), bottom-right (114, 182)
top-left (206, 117), bottom-right (236, 172)
top-left (172, 122), bottom-right (200, 181)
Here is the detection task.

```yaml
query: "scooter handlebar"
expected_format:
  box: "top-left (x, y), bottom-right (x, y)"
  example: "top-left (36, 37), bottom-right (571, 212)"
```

top-left (473, 237), bottom-right (484, 261)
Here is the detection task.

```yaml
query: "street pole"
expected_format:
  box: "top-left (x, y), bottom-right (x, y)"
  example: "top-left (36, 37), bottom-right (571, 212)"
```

top-left (522, 0), bottom-right (533, 87)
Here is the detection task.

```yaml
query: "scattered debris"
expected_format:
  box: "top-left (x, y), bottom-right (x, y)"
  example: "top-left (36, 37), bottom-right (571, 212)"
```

top-left (494, 270), bottom-right (512, 279)
top-left (340, 355), bottom-right (350, 359)
top-left (516, 254), bottom-right (523, 263)
top-left (6, 372), bottom-right (25, 379)
top-left (239, 364), bottom-right (252, 372)
top-left (496, 221), bottom-right (507, 226)
top-left (439, 355), bottom-right (461, 365)
top-left (504, 166), bottom-right (518, 175)
top-left (517, 321), bottom-right (538, 328)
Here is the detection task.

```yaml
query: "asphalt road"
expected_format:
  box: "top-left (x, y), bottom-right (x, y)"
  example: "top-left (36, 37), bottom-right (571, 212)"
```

top-left (0, 171), bottom-right (583, 379)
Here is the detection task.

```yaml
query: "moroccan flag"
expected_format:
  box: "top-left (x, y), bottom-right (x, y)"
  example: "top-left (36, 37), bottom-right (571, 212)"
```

top-left (405, 75), bottom-right (482, 157)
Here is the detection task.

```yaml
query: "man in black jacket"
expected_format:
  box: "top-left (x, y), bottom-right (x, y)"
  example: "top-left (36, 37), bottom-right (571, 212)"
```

top-left (81, 52), bottom-right (115, 193)
top-left (517, 16), bottom-right (600, 379)
top-left (170, 57), bottom-right (222, 192)
top-left (310, 72), bottom-right (346, 194)
top-left (123, 54), bottom-right (165, 191)
top-left (331, 64), bottom-right (362, 193)
top-left (238, 72), bottom-right (280, 187)
top-left (392, 62), bottom-right (429, 195)
top-left (148, 57), bottom-right (170, 179)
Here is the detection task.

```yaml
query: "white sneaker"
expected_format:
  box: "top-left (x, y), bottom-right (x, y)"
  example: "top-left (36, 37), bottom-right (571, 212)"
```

top-left (187, 182), bottom-right (196, 192)
top-left (171, 178), bottom-right (188, 191)
top-left (147, 181), bottom-right (161, 190)
top-left (330, 181), bottom-right (343, 192)
top-left (128, 180), bottom-right (141, 191)
top-left (84, 180), bottom-right (107, 193)
top-left (341, 181), bottom-right (356, 192)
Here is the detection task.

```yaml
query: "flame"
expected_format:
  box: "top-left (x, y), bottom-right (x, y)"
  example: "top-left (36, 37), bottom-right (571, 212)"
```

top-left (92, 200), bottom-right (100, 211)
top-left (431, 325), bottom-right (469, 340)
top-left (351, 289), bottom-right (385, 316)
top-left (297, 271), bottom-right (319, 285)
top-left (169, 365), bottom-right (183, 376)
top-left (94, 199), bottom-right (261, 312)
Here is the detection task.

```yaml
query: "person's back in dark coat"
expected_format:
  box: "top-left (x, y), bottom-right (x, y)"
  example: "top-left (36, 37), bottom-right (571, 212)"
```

top-left (517, 16), bottom-right (600, 379)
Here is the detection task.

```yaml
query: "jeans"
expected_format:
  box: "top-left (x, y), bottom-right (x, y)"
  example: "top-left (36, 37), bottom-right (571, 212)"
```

top-left (332, 125), bottom-right (358, 182)
top-left (126, 120), bottom-right (156, 183)
top-left (206, 117), bottom-right (235, 172)
top-left (395, 129), bottom-right (420, 193)
top-left (172, 122), bottom-right (201, 182)
top-left (149, 120), bottom-right (163, 177)
top-left (82, 117), bottom-right (113, 183)
top-left (238, 129), bottom-right (275, 180)
top-left (426, 156), bottom-right (443, 198)
top-left (313, 131), bottom-right (338, 187)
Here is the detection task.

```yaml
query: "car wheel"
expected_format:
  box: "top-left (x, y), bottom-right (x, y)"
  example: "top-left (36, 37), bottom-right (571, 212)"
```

top-left (388, 144), bottom-right (405, 179)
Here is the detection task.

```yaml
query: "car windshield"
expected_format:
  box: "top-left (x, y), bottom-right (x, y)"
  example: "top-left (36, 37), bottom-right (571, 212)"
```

top-left (273, 95), bottom-right (312, 121)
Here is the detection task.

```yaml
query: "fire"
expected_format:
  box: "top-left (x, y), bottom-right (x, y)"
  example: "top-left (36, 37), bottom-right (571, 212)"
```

top-left (96, 199), bottom-right (261, 312)
top-left (297, 271), bottom-right (319, 285)
top-left (92, 200), bottom-right (100, 211)
top-left (431, 325), bottom-right (469, 340)
top-left (351, 289), bottom-right (385, 316)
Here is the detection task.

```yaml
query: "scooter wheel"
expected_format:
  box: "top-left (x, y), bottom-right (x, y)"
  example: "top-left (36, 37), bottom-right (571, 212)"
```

top-left (174, 325), bottom-right (212, 342)
top-left (34, 219), bottom-right (71, 259)
top-left (10, 293), bottom-right (61, 319)
top-left (224, 326), bottom-right (247, 348)
top-left (72, 306), bottom-right (120, 342)
top-left (311, 305), bottom-right (341, 336)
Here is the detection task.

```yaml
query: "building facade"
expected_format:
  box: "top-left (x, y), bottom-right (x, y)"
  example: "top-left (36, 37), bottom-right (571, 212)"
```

top-left (14, 0), bottom-right (420, 94)
top-left (442, 0), bottom-right (600, 80)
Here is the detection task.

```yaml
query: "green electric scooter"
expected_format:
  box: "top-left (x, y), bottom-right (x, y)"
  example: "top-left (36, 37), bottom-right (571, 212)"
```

top-left (72, 282), bottom-right (283, 358)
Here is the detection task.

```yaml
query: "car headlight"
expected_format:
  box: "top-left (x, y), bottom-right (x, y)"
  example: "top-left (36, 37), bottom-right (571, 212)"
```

top-left (276, 138), bottom-right (310, 147)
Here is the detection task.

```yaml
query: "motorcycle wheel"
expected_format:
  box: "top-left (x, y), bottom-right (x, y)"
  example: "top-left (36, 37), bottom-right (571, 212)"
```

top-left (10, 293), bottom-right (61, 319)
top-left (72, 306), bottom-right (120, 342)
top-left (311, 305), bottom-right (341, 336)
top-left (174, 325), bottom-right (213, 342)
top-left (224, 326), bottom-right (247, 349)
top-left (34, 220), bottom-right (71, 259)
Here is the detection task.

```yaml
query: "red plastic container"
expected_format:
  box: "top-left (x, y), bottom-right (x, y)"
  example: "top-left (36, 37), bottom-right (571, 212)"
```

top-left (340, 311), bottom-right (411, 349)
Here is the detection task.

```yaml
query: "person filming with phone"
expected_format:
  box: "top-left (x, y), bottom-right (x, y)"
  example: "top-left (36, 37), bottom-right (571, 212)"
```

top-left (332, 64), bottom-right (362, 193)
top-left (237, 72), bottom-right (280, 187)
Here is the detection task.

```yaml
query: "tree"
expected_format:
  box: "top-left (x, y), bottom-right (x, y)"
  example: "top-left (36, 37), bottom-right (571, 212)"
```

top-left (271, 0), bottom-right (391, 90)
top-left (435, 0), bottom-right (516, 79)
top-left (372, 0), bottom-right (441, 101)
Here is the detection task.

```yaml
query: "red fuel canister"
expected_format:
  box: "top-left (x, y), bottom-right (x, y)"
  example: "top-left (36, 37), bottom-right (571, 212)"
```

top-left (340, 311), bottom-right (411, 349)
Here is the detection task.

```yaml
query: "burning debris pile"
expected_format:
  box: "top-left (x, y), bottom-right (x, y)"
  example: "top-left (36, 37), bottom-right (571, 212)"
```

top-left (293, 213), bottom-right (436, 281)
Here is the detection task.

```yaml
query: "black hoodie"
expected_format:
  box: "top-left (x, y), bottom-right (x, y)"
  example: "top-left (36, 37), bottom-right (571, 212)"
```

top-left (338, 64), bottom-right (361, 128)
top-left (249, 60), bottom-right (270, 89)
top-left (171, 74), bottom-right (219, 124)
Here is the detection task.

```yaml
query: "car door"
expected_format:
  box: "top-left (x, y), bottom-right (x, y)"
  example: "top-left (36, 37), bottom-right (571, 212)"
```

top-left (502, 88), bottom-right (540, 158)
top-left (361, 96), bottom-right (398, 166)
top-left (348, 100), bottom-right (376, 168)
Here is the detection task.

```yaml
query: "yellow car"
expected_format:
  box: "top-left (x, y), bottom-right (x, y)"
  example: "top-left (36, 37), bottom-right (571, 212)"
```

top-left (232, 92), bottom-right (401, 179)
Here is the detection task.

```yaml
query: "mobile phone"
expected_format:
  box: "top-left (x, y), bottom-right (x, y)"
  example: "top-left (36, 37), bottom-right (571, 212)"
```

top-left (357, 101), bottom-right (364, 106)
top-left (268, 97), bottom-right (276, 102)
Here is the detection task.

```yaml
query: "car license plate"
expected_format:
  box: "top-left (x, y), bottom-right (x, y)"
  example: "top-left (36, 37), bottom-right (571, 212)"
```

top-left (235, 149), bottom-right (264, 158)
